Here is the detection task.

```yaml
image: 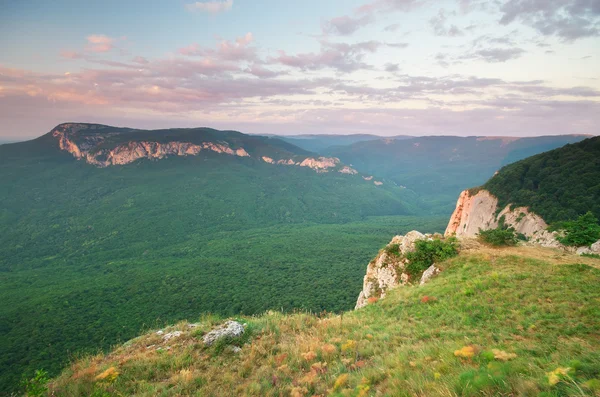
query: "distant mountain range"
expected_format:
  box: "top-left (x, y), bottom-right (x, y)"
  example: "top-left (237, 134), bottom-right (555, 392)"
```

top-left (322, 134), bottom-right (590, 214)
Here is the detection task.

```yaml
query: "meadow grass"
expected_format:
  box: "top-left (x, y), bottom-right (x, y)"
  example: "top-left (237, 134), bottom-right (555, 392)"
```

top-left (49, 244), bottom-right (600, 396)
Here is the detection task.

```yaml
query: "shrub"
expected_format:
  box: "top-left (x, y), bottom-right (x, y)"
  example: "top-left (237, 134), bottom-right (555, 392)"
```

top-left (478, 227), bottom-right (518, 247)
top-left (21, 369), bottom-right (49, 397)
top-left (405, 238), bottom-right (458, 278)
top-left (556, 212), bottom-right (600, 247)
top-left (383, 243), bottom-right (401, 257)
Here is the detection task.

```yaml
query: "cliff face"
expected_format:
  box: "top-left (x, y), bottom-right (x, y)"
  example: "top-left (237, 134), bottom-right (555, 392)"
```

top-left (445, 189), bottom-right (560, 247)
top-left (355, 231), bottom-right (441, 309)
top-left (51, 123), bottom-right (357, 174)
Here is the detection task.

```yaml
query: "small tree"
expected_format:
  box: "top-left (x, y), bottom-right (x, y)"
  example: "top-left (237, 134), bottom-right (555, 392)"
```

top-left (557, 211), bottom-right (600, 247)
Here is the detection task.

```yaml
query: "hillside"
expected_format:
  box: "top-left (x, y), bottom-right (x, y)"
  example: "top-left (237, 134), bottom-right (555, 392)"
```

top-left (327, 135), bottom-right (589, 214)
top-left (47, 242), bottom-right (600, 396)
top-left (0, 124), bottom-right (438, 393)
top-left (484, 136), bottom-right (600, 224)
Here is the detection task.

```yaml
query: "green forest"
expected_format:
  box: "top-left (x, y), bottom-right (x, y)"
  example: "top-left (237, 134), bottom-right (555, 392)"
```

top-left (485, 136), bottom-right (600, 223)
top-left (0, 134), bottom-right (445, 393)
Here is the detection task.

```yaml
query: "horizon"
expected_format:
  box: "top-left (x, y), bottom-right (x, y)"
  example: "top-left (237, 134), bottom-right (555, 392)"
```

top-left (1, 0), bottom-right (600, 138)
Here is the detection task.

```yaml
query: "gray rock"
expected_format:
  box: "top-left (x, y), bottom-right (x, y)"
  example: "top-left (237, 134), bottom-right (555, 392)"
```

top-left (591, 239), bottom-right (600, 253)
top-left (420, 264), bottom-right (440, 285)
top-left (577, 246), bottom-right (592, 255)
top-left (203, 321), bottom-right (245, 346)
top-left (162, 331), bottom-right (182, 342)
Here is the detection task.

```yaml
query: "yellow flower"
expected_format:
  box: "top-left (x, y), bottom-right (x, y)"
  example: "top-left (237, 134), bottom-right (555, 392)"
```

top-left (454, 346), bottom-right (476, 358)
top-left (95, 366), bottom-right (119, 382)
top-left (333, 373), bottom-right (349, 390)
top-left (547, 367), bottom-right (571, 386)
top-left (341, 340), bottom-right (357, 352)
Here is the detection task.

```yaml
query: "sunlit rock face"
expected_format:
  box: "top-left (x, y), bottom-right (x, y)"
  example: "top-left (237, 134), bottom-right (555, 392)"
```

top-left (52, 123), bottom-right (249, 167)
top-left (445, 189), bottom-right (560, 248)
top-left (53, 123), bottom-right (360, 177)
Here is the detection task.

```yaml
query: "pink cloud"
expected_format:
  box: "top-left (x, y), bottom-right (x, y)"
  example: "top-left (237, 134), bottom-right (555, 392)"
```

top-left (86, 34), bottom-right (115, 53)
top-left (178, 32), bottom-right (256, 63)
top-left (60, 50), bottom-right (84, 59)
top-left (185, 0), bottom-right (233, 13)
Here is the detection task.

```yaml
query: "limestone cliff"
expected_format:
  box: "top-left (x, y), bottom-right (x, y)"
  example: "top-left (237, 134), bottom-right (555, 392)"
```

top-left (445, 189), bottom-right (560, 247)
top-left (355, 231), bottom-right (442, 309)
top-left (51, 123), bottom-right (358, 174)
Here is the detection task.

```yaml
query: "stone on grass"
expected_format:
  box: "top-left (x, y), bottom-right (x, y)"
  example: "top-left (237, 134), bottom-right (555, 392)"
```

top-left (203, 321), bottom-right (245, 346)
top-left (420, 264), bottom-right (440, 285)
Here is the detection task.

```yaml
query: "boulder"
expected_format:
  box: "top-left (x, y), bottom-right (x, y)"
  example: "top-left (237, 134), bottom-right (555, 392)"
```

top-left (420, 264), bottom-right (440, 285)
top-left (202, 321), bottom-right (245, 346)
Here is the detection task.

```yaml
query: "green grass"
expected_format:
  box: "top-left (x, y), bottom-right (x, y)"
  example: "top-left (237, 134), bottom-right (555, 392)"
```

top-left (48, 247), bottom-right (600, 396)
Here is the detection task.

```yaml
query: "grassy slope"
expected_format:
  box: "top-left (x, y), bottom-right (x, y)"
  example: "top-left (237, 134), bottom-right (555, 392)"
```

top-left (50, 244), bottom-right (600, 396)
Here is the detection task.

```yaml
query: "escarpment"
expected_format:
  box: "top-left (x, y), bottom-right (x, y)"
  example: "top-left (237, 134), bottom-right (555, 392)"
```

top-left (445, 189), bottom-right (560, 247)
top-left (51, 123), bottom-right (358, 174)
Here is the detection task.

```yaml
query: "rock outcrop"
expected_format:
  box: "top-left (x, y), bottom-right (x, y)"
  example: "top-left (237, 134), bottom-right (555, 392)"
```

top-left (445, 189), bottom-right (561, 248)
top-left (202, 321), bottom-right (245, 346)
top-left (53, 124), bottom-right (249, 167)
top-left (53, 123), bottom-right (358, 174)
top-left (355, 231), bottom-right (429, 309)
top-left (577, 239), bottom-right (600, 255)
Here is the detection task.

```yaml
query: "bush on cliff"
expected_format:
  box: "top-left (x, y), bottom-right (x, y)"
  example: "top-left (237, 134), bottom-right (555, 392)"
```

top-left (405, 238), bottom-right (459, 278)
top-left (478, 227), bottom-right (519, 247)
top-left (556, 211), bottom-right (600, 247)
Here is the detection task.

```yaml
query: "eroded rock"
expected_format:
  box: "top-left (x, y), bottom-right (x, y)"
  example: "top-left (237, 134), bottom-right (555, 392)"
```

top-left (355, 231), bottom-right (428, 309)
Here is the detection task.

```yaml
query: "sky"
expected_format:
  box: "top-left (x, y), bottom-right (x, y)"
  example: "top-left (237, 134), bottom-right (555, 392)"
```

top-left (0, 0), bottom-right (599, 139)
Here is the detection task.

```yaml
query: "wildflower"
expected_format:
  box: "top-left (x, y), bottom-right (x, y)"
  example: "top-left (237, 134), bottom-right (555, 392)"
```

top-left (492, 349), bottom-right (517, 361)
top-left (301, 351), bottom-right (317, 361)
top-left (95, 367), bottom-right (119, 382)
top-left (321, 344), bottom-right (336, 354)
top-left (547, 367), bottom-right (571, 386)
top-left (333, 373), bottom-right (349, 390)
top-left (342, 340), bottom-right (357, 352)
top-left (454, 346), bottom-right (476, 359)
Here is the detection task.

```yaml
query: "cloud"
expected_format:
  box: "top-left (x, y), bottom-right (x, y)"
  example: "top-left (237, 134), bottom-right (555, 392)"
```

top-left (430, 10), bottom-right (464, 37)
top-left (471, 47), bottom-right (526, 62)
top-left (86, 34), bottom-right (115, 53)
top-left (272, 40), bottom-right (381, 72)
top-left (385, 42), bottom-right (409, 48)
top-left (60, 50), bottom-right (84, 59)
top-left (384, 63), bottom-right (400, 72)
top-left (322, 14), bottom-right (373, 35)
top-left (383, 23), bottom-right (401, 32)
top-left (356, 0), bottom-right (425, 16)
top-left (499, 0), bottom-right (600, 41)
top-left (186, 0), bottom-right (233, 13)
top-left (178, 32), bottom-right (257, 63)
top-left (132, 56), bottom-right (149, 64)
